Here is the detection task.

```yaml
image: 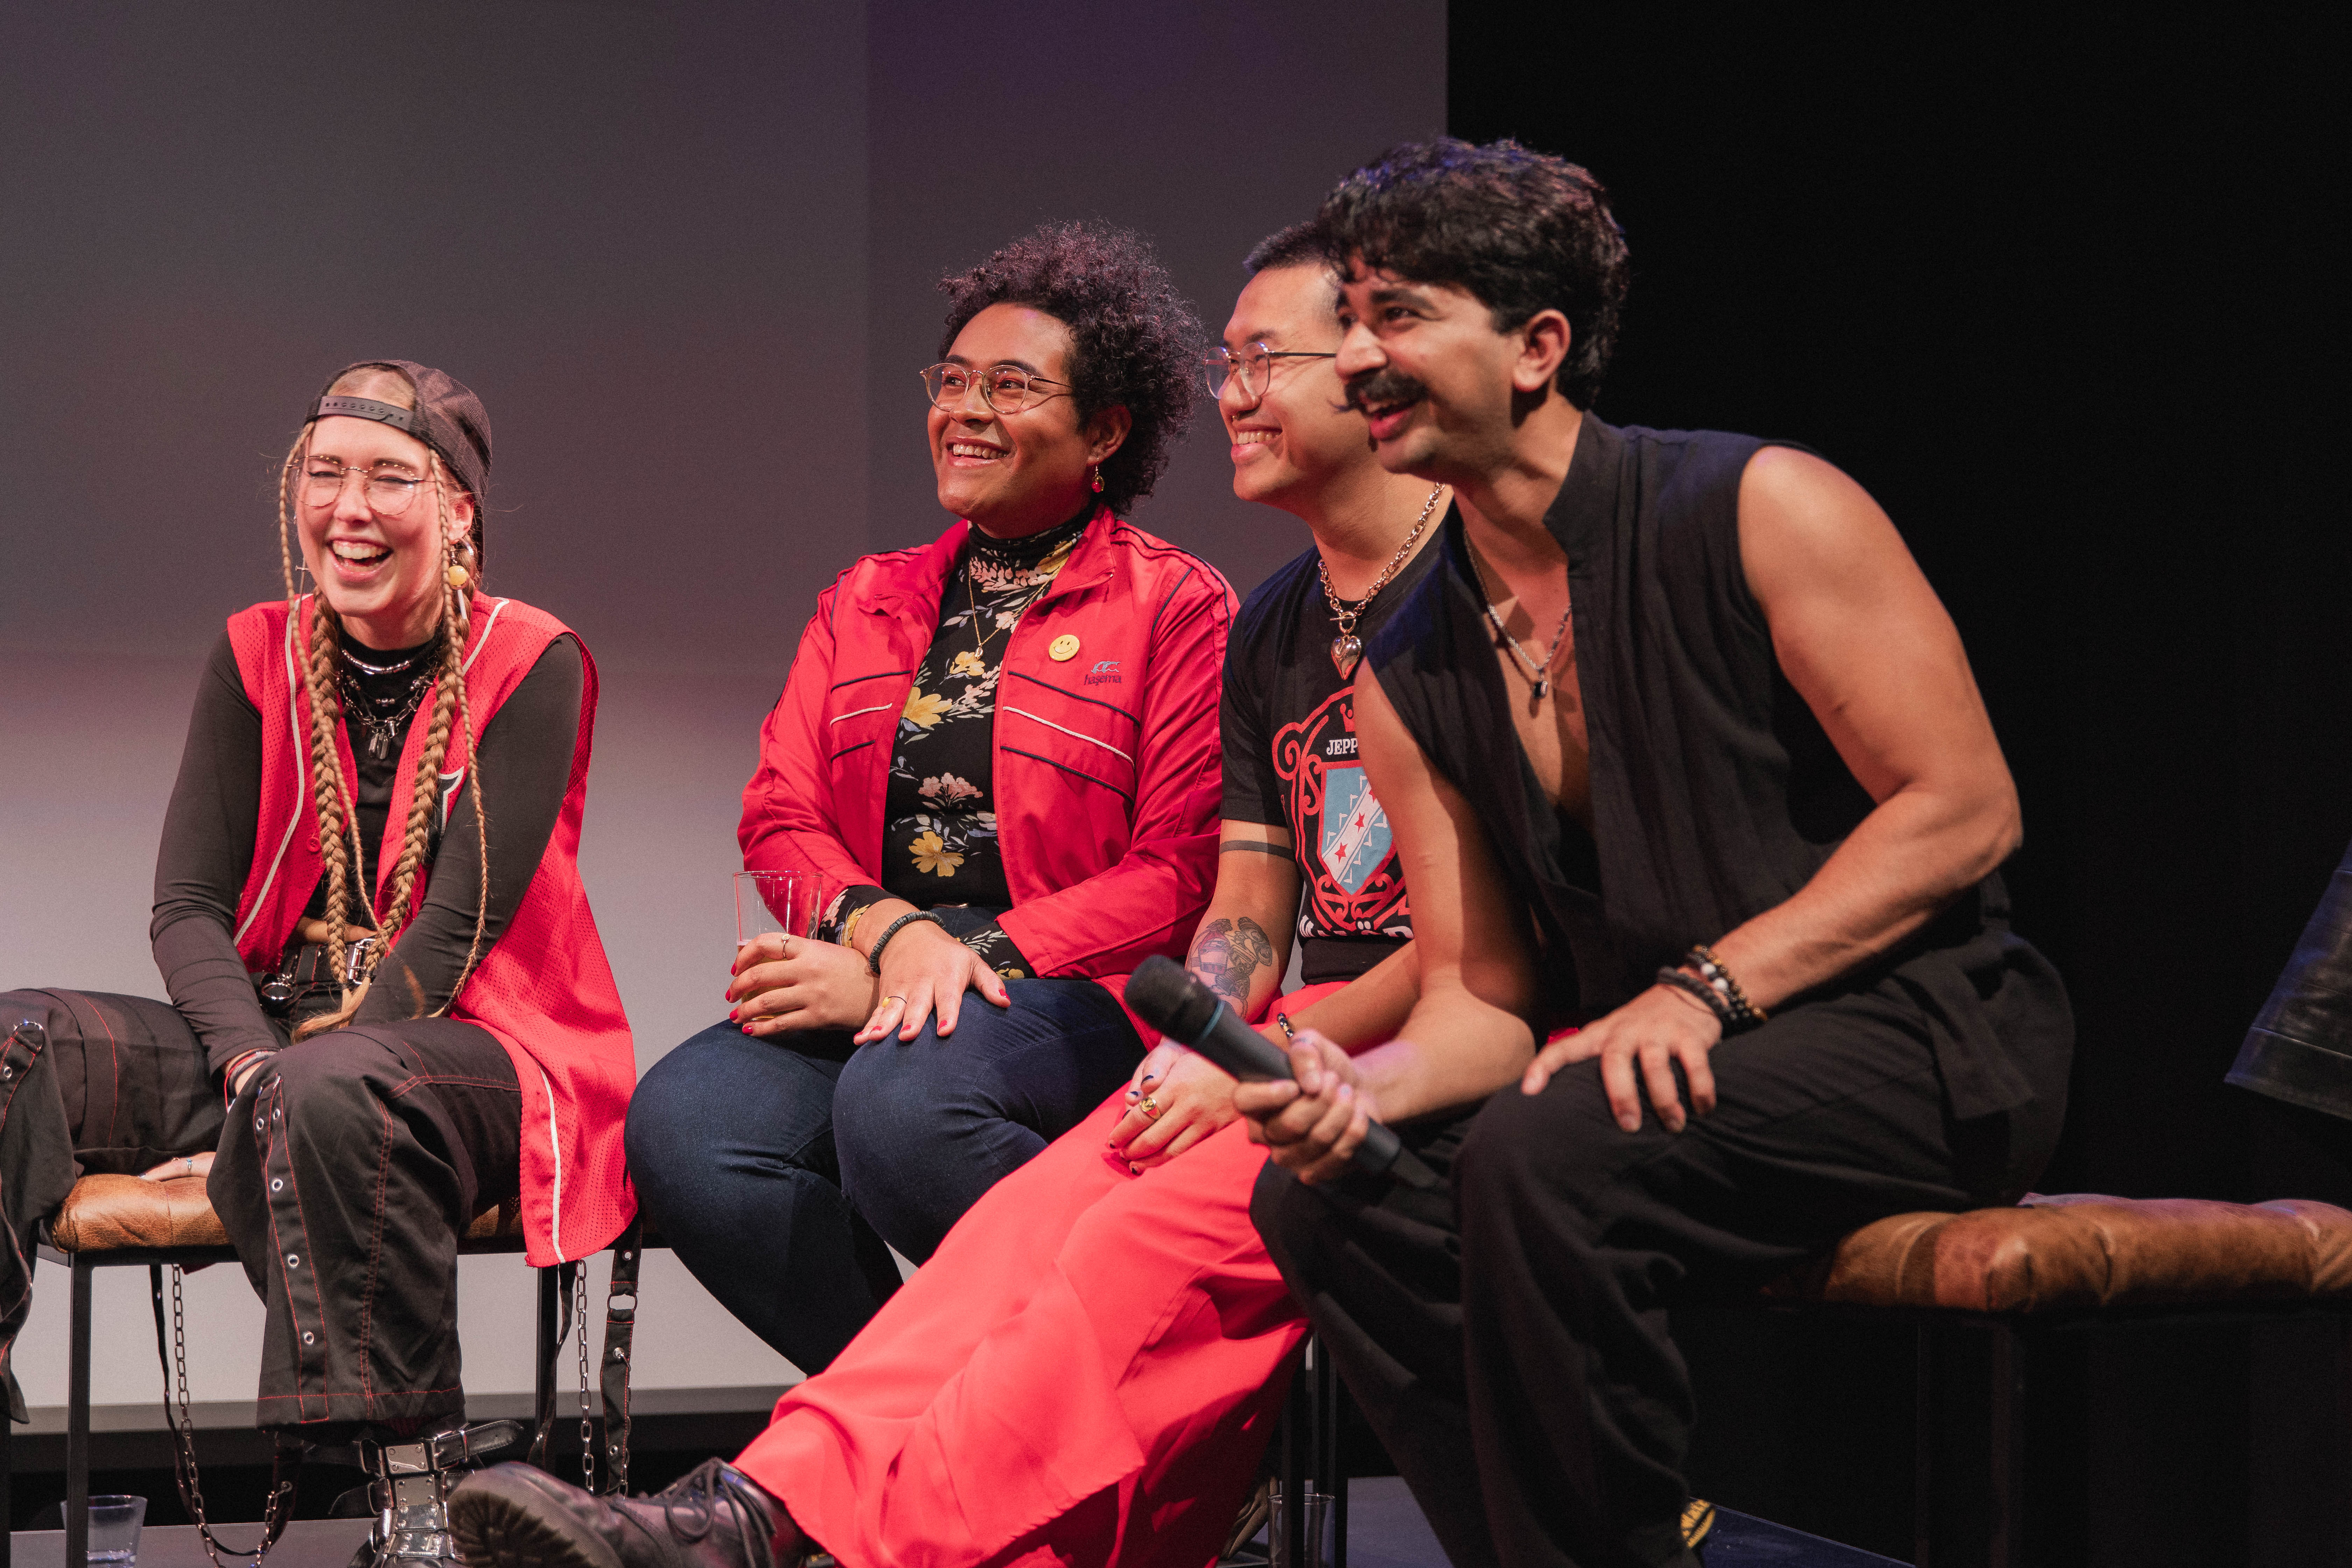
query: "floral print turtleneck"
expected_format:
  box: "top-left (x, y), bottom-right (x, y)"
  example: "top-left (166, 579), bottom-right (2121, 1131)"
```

top-left (819, 509), bottom-right (1089, 979)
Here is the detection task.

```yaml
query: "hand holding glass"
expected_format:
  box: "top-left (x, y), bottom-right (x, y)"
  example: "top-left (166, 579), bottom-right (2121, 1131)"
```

top-left (735, 870), bottom-right (806, 951)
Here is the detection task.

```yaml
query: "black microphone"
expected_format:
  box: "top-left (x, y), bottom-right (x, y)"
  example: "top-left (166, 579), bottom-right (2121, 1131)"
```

top-left (1125, 955), bottom-right (1436, 1189)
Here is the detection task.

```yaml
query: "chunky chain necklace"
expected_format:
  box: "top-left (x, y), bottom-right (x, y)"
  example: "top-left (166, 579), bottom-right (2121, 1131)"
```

top-left (1317, 484), bottom-right (1445, 678)
top-left (1466, 542), bottom-right (1574, 701)
top-left (338, 664), bottom-right (436, 761)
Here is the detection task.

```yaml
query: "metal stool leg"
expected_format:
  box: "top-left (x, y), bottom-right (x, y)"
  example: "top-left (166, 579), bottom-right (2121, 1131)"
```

top-left (66, 1255), bottom-right (91, 1568)
top-left (1316, 1348), bottom-right (1346, 1568)
top-left (536, 1266), bottom-right (559, 1419)
top-left (2, 1351), bottom-right (14, 1568)
top-left (1280, 1343), bottom-right (1310, 1566)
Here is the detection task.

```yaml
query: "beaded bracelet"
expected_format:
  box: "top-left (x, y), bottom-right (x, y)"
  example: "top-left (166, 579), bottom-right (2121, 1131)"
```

top-left (1685, 944), bottom-right (1768, 1030)
top-left (1654, 966), bottom-right (1735, 1029)
top-left (1274, 1011), bottom-right (1298, 1040)
top-left (866, 910), bottom-right (946, 975)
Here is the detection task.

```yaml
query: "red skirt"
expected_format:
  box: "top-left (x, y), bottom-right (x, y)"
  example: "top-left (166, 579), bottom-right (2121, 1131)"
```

top-left (732, 982), bottom-right (1350, 1568)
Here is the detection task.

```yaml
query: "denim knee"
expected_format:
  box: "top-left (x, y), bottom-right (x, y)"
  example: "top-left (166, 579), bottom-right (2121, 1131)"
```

top-left (624, 1024), bottom-right (749, 1210)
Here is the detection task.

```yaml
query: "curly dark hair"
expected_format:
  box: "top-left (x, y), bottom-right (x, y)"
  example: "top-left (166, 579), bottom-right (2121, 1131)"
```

top-left (1318, 138), bottom-right (1630, 409)
top-left (938, 221), bottom-right (1202, 516)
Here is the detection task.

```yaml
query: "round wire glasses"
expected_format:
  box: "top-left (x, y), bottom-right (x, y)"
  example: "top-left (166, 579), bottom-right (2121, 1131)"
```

top-left (920, 362), bottom-right (1072, 416)
top-left (298, 462), bottom-right (430, 517)
top-left (1201, 343), bottom-right (1339, 401)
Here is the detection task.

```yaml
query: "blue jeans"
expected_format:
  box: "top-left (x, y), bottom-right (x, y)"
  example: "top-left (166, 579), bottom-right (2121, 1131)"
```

top-left (624, 976), bottom-right (1142, 1371)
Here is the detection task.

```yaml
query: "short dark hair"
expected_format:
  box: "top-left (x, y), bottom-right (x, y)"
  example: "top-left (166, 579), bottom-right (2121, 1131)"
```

top-left (938, 220), bottom-right (1202, 516)
top-left (1244, 219), bottom-right (1331, 277)
top-left (1318, 138), bottom-right (1630, 408)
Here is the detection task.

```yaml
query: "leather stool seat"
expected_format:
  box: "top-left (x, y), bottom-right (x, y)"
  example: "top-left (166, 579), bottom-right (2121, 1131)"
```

top-left (1772, 1191), bottom-right (2352, 1314)
top-left (46, 1172), bottom-right (518, 1253)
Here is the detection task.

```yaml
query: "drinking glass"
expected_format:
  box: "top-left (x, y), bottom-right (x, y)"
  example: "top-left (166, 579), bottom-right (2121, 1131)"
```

top-left (88, 1496), bottom-right (146, 1566)
top-left (735, 869), bottom-right (806, 948)
top-left (1267, 1486), bottom-right (1331, 1568)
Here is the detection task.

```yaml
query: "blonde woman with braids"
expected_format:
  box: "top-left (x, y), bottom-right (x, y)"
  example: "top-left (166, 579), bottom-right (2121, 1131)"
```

top-left (0, 361), bottom-right (635, 1568)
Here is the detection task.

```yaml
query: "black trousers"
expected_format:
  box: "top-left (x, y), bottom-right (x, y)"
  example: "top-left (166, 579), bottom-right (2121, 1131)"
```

top-left (1, 988), bottom-right (520, 1432)
top-left (1250, 952), bottom-right (2071, 1568)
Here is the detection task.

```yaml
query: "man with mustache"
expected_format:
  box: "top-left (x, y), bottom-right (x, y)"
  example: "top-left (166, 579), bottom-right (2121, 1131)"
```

top-left (1236, 140), bottom-right (2074, 1568)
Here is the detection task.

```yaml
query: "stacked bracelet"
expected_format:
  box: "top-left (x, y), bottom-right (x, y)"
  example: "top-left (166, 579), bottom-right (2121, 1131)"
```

top-left (866, 910), bottom-right (945, 975)
top-left (1685, 944), bottom-right (1768, 1030)
top-left (1654, 967), bottom-right (1734, 1029)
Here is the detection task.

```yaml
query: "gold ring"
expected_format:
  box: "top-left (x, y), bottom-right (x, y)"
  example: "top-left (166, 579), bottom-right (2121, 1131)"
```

top-left (1139, 1096), bottom-right (1160, 1119)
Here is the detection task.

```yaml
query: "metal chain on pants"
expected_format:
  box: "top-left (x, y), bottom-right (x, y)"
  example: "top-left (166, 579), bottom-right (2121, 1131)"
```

top-left (153, 1265), bottom-right (293, 1568)
top-left (574, 1264), bottom-right (596, 1492)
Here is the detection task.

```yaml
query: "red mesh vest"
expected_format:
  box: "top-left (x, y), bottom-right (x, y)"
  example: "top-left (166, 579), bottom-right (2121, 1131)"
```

top-left (225, 595), bottom-right (636, 1264)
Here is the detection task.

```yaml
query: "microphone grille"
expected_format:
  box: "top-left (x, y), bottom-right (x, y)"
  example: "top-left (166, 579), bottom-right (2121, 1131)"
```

top-left (1125, 954), bottom-right (1220, 1042)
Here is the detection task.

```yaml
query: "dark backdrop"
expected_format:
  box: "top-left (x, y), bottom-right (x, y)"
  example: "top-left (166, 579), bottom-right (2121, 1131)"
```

top-left (1452, 6), bottom-right (2345, 1207)
top-left (1450, 12), bottom-right (2344, 1561)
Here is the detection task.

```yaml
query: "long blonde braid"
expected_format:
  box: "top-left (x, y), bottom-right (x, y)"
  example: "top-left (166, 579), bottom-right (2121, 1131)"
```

top-left (373, 453), bottom-right (492, 1018)
top-left (434, 461), bottom-right (493, 1014)
top-left (275, 428), bottom-right (371, 1039)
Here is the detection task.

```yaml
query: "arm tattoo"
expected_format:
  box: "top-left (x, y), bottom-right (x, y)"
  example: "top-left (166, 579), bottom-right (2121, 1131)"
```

top-left (1190, 915), bottom-right (1277, 1008)
top-left (1220, 839), bottom-right (1293, 858)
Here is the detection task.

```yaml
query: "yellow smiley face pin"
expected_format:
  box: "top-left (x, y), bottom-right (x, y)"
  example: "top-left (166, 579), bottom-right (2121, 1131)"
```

top-left (1048, 634), bottom-right (1082, 662)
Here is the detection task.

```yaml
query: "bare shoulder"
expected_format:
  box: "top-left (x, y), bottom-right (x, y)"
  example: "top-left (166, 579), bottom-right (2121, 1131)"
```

top-left (1736, 443), bottom-right (1921, 607)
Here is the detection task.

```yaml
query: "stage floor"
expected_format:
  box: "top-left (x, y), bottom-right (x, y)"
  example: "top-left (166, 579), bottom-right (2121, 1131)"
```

top-left (9, 1482), bottom-right (1902, 1568)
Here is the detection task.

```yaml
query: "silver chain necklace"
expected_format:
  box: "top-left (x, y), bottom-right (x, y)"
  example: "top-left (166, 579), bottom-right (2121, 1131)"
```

top-left (1467, 542), bottom-right (1574, 701)
top-left (1317, 484), bottom-right (1445, 678)
top-left (338, 665), bottom-right (435, 760)
top-left (339, 644), bottom-right (424, 677)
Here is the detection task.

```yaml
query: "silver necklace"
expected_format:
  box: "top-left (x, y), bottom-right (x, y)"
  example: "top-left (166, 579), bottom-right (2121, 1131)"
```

top-left (338, 666), bottom-right (435, 760)
top-left (1317, 485), bottom-right (1444, 678)
top-left (340, 644), bottom-right (424, 677)
top-left (1467, 544), bottom-right (1573, 701)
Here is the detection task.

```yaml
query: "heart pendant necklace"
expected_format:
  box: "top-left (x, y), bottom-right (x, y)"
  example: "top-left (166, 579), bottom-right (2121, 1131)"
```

top-left (1318, 484), bottom-right (1445, 678)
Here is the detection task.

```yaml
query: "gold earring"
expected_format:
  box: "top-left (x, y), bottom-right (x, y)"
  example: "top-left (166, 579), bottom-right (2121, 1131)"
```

top-left (1091, 466), bottom-right (1104, 494)
top-left (445, 538), bottom-right (470, 589)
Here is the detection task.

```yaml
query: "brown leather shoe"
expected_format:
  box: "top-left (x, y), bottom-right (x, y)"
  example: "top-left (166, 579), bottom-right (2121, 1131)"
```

top-left (448, 1460), bottom-right (808, 1568)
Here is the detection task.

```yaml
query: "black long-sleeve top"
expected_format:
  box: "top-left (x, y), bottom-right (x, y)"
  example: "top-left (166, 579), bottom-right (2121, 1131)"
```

top-left (150, 628), bottom-right (584, 1079)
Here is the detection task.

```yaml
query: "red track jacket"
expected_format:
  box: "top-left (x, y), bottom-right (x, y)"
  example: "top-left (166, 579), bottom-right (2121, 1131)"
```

top-left (740, 508), bottom-right (1234, 1040)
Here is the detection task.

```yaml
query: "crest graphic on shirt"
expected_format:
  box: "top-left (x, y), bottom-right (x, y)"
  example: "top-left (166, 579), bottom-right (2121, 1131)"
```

top-left (1273, 688), bottom-right (1410, 939)
top-left (1319, 766), bottom-right (1390, 892)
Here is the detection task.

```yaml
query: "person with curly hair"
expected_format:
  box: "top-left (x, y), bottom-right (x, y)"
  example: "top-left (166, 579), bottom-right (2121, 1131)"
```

top-left (0, 361), bottom-right (636, 1568)
top-left (623, 221), bottom-right (1234, 1373)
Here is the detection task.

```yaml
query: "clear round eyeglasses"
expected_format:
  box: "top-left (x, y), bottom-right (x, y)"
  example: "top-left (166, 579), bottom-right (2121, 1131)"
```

top-left (1200, 343), bottom-right (1339, 402)
top-left (298, 463), bottom-right (433, 518)
top-left (920, 362), bottom-right (1072, 416)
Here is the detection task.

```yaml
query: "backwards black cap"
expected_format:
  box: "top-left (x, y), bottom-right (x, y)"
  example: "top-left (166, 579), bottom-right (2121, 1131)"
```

top-left (308, 359), bottom-right (492, 505)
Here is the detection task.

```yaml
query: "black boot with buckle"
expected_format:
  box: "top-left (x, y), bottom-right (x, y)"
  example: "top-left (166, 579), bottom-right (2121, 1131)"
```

top-left (337, 1420), bottom-right (529, 1568)
top-left (448, 1457), bottom-right (823, 1568)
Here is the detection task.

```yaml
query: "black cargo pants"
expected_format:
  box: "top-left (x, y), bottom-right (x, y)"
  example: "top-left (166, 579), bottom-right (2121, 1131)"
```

top-left (1, 988), bottom-right (520, 1432)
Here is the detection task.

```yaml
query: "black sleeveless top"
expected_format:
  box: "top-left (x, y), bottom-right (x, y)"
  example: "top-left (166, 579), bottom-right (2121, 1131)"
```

top-left (1367, 415), bottom-right (2053, 1121)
